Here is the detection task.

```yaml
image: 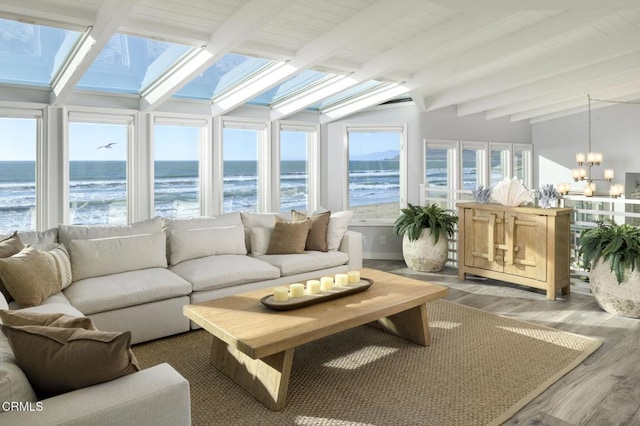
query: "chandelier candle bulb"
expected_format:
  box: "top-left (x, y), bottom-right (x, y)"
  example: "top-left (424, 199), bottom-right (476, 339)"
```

top-left (584, 186), bottom-right (593, 197)
top-left (335, 273), bottom-right (349, 287)
top-left (604, 169), bottom-right (614, 180)
top-left (289, 283), bottom-right (305, 298)
top-left (320, 277), bottom-right (334, 291)
top-left (306, 280), bottom-right (321, 294)
top-left (576, 152), bottom-right (585, 164)
top-left (273, 287), bottom-right (289, 302)
top-left (347, 270), bottom-right (360, 283)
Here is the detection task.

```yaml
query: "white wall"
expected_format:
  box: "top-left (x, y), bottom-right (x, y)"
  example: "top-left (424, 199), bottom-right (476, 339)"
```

top-left (532, 101), bottom-right (640, 195)
top-left (322, 103), bottom-right (532, 259)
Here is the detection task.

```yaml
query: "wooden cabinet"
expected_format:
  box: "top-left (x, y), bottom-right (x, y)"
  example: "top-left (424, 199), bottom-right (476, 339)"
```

top-left (457, 203), bottom-right (573, 300)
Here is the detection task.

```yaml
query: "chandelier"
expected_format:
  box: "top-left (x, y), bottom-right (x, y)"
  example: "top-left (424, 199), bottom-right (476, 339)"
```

top-left (558, 95), bottom-right (623, 198)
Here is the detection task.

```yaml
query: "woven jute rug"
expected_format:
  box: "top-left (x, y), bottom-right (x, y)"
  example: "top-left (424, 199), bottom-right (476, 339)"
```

top-left (132, 300), bottom-right (601, 426)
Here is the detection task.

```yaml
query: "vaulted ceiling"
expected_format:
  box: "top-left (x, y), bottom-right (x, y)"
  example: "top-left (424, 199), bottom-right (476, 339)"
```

top-left (1, 0), bottom-right (640, 123)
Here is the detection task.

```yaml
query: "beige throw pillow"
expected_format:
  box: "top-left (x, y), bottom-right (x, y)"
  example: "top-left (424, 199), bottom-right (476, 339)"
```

top-left (0, 245), bottom-right (61, 308)
top-left (0, 310), bottom-right (95, 330)
top-left (0, 232), bottom-right (24, 303)
top-left (1, 325), bottom-right (139, 398)
top-left (266, 219), bottom-right (311, 255)
top-left (292, 210), bottom-right (330, 252)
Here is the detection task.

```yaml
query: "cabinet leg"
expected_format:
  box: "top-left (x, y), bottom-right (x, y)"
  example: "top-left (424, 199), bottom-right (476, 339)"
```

top-left (546, 288), bottom-right (556, 301)
top-left (561, 285), bottom-right (570, 296)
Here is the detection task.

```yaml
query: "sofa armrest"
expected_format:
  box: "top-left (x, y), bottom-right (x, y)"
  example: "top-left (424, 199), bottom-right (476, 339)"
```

top-left (339, 230), bottom-right (363, 271)
top-left (0, 363), bottom-right (190, 426)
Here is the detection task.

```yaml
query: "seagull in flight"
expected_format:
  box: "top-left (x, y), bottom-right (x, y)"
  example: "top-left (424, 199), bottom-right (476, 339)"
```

top-left (97, 142), bottom-right (118, 149)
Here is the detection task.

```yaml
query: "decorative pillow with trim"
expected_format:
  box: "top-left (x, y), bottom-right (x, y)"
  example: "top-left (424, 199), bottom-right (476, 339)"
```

top-left (0, 231), bottom-right (24, 303)
top-left (1, 325), bottom-right (139, 398)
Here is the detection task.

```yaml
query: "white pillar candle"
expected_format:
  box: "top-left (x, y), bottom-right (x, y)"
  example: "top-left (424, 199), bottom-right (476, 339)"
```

top-left (347, 270), bottom-right (360, 283)
top-left (290, 283), bottom-right (305, 298)
top-left (306, 280), bottom-right (321, 294)
top-left (335, 273), bottom-right (349, 287)
top-left (320, 276), bottom-right (334, 291)
top-left (273, 287), bottom-right (289, 302)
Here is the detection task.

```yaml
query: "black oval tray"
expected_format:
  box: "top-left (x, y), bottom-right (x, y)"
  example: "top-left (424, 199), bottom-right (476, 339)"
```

top-left (260, 278), bottom-right (374, 311)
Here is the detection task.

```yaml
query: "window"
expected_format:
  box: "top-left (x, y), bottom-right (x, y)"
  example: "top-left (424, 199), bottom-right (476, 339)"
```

top-left (222, 121), bottom-right (267, 213)
top-left (153, 123), bottom-right (201, 218)
top-left (67, 117), bottom-right (130, 225)
top-left (513, 144), bottom-right (533, 188)
top-left (346, 126), bottom-right (406, 221)
top-left (279, 124), bottom-right (317, 213)
top-left (0, 116), bottom-right (38, 232)
top-left (490, 143), bottom-right (511, 186)
top-left (460, 141), bottom-right (487, 192)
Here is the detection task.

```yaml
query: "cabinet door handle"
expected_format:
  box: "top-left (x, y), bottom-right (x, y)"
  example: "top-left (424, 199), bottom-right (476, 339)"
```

top-left (506, 216), bottom-right (515, 265)
top-left (488, 214), bottom-right (496, 262)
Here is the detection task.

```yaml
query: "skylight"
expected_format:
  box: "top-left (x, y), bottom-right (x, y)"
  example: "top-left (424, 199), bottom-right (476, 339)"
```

top-left (77, 34), bottom-right (194, 94)
top-left (173, 53), bottom-right (273, 100)
top-left (248, 69), bottom-right (334, 106)
top-left (0, 18), bottom-right (82, 88)
top-left (310, 80), bottom-right (386, 111)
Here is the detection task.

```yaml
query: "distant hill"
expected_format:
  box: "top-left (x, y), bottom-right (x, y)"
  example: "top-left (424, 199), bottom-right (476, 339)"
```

top-left (351, 150), bottom-right (400, 161)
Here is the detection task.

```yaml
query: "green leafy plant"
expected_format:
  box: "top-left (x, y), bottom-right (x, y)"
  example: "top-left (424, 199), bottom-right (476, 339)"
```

top-left (393, 203), bottom-right (458, 243)
top-left (578, 219), bottom-right (640, 284)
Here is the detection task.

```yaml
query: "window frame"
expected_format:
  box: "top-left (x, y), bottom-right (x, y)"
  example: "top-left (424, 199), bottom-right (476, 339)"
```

top-left (218, 117), bottom-right (270, 214)
top-left (0, 104), bottom-right (46, 231)
top-left (63, 106), bottom-right (137, 224)
top-left (274, 120), bottom-right (320, 214)
top-left (149, 113), bottom-right (212, 218)
top-left (343, 123), bottom-right (408, 225)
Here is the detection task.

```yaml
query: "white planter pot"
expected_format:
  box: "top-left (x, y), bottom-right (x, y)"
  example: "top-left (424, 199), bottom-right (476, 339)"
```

top-left (402, 231), bottom-right (448, 272)
top-left (590, 258), bottom-right (640, 318)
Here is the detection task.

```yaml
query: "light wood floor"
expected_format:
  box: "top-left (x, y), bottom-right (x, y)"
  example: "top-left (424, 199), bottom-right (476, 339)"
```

top-left (364, 259), bottom-right (640, 426)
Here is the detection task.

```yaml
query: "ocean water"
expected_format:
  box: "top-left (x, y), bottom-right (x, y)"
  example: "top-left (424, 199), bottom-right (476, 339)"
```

top-left (0, 160), bottom-right (403, 231)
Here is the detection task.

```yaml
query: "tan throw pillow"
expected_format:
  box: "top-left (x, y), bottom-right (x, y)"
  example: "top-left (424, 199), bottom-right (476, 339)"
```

top-left (0, 310), bottom-right (95, 330)
top-left (0, 232), bottom-right (24, 302)
top-left (0, 245), bottom-right (61, 308)
top-left (267, 219), bottom-right (311, 255)
top-left (1, 325), bottom-right (140, 398)
top-left (292, 210), bottom-right (330, 252)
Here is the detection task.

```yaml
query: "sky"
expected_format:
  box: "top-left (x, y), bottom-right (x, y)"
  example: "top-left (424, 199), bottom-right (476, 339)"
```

top-left (1, 118), bottom-right (398, 162)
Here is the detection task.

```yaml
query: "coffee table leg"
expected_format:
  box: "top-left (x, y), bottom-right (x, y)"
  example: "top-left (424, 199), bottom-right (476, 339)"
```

top-left (209, 336), bottom-right (294, 411)
top-left (375, 304), bottom-right (431, 346)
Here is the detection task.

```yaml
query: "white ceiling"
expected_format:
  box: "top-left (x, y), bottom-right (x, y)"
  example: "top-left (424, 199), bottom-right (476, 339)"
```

top-left (2, 0), bottom-right (640, 123)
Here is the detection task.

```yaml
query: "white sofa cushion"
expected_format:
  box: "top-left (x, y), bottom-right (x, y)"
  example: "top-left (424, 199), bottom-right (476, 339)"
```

top-left (241, 212), bottom-right (282, 253)
top-left (256, 251), bottom-right (349, 276)
top-left (17, 228), bottom-right (58, 250)
top-left (168, 225), bottom-right (246, 265)
top-left (64, 268), bottom-right (191, 315)
top-left (170, 254), bottom-right (280, 292)
top-left (164, 212), bottom-right (242, 231)
top-left (58, 217), bottom-right (164, 250)
top-left (325, 210), bottom-right (354, 251)
top-left (70, 232), bottom-right (167, 281)
top-left (0, 333), bottom-right (37, 412)
top-left (249, 227), bottom-right (273, 256)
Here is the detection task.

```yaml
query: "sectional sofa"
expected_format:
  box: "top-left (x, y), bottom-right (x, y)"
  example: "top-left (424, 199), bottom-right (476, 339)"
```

top-left (0, 210), bottom-right (362, 425)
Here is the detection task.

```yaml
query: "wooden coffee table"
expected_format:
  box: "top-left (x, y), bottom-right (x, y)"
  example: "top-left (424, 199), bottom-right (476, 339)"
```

top-left (183, 268), bottom-right (448, 410)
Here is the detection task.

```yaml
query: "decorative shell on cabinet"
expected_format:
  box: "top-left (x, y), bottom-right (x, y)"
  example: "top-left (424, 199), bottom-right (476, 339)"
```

top-left (491, 177), bottom-right (534, 207)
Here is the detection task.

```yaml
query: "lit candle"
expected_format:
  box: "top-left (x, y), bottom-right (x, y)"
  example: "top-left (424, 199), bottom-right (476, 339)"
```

top-left (604, 169), bottom-right (614, 180)
top-left (306, 280), bottom-right (321, 294)
top-left (290, 283), bottom-right (305, 298)
top-left (320, 276), bottom-right (334, 291)
top-left (576, 152), bottom-right (585, 164)
top-left (273, 287), bottom-right (289, 302)
top-left (335, 273), bottom-right (349, 287)
top-left (347, 270), bottom-right (361, 283)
